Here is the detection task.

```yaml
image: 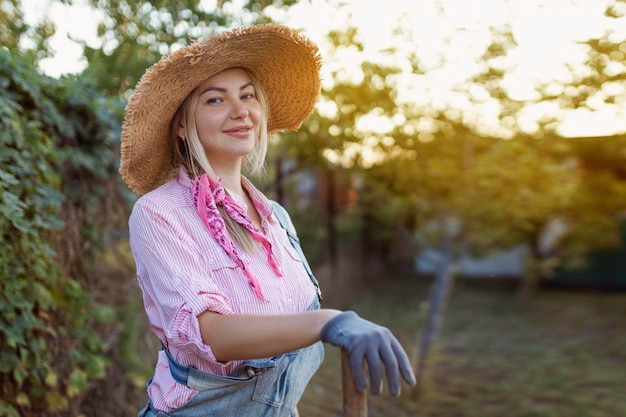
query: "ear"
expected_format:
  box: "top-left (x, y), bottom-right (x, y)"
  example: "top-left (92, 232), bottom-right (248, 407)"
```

top-left (178, 124), bottom-right (185, 140)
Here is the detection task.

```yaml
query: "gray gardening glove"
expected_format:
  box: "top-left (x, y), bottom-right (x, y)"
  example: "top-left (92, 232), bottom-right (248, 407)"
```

top-left (320, 311), bottom-right (416, 396)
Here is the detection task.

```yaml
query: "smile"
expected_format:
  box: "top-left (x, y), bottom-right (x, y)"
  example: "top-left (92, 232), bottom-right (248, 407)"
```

top-left (224, 125), bottom-right (254, 138)
top-left (224, 124), bottom-right (253, 133)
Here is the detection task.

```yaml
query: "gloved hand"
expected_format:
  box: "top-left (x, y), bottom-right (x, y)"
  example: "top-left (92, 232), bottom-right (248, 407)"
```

top-left (320, 311), bottom-right (416, 396)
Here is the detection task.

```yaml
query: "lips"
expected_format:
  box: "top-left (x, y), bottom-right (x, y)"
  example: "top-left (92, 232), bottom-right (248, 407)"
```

top-left (224, 125), bottom-right (252, 133)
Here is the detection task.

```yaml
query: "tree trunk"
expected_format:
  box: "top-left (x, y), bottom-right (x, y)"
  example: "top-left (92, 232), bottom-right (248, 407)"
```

top-left (414, 250), bottom-right (458, 388)
top-left (274, 157), bottom-right (284, 205)
top-left (361, 184), bottom-right (373, 264)
top-left (516, 237), bottom-right (542, 303)
top-left (325, 169), bottom-right (337, 269)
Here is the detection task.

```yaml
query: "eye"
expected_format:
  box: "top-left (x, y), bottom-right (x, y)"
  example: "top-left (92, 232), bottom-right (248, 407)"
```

top-left (207, 96), bottom-right (223, 104)
top-left (242, 92), bottom-right (256, 100)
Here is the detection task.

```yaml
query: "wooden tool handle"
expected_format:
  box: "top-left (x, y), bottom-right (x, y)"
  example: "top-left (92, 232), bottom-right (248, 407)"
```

top-left (341, 348), bottom-right (367, 417)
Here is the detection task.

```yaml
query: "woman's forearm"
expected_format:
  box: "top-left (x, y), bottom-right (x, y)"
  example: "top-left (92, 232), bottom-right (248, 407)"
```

top-left (197, 309), bottom-right (342, 361)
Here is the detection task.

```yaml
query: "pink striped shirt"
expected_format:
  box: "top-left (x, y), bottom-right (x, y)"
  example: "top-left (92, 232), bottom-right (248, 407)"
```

top-left (128, 169), bottom-right (317, 412)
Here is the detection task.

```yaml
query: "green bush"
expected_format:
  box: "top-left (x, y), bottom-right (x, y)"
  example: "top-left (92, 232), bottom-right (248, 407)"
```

top-left (0, 50), bottom-right (125, 416)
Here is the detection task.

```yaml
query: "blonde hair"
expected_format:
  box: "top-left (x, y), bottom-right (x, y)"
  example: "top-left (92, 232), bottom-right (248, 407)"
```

top-left (170, 68), bottom-right (270, 252)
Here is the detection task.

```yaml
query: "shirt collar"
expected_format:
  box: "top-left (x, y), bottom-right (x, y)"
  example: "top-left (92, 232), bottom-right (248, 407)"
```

top-left (177, 166), bottom-right (275, 223)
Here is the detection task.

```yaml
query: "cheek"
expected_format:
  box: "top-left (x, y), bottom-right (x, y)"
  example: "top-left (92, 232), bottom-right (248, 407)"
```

top-left (194, 111), bottom-right (221, 134)
top-left (250, 106), bottom-right (263, 125)
top-left (252, 109), bottom-right (263, 138)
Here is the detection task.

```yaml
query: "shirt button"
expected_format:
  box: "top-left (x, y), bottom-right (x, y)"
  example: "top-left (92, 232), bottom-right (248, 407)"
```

top-left (287, 298), bottom-right (293, 305)
top-left (208, 259), bottom-right (214, 265)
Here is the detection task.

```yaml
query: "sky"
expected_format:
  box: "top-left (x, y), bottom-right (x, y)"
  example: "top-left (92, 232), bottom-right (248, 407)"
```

top-left (22, 0), bottom-right (626, 137)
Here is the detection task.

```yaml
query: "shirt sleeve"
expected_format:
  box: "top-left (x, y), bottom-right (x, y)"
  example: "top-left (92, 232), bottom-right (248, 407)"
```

top-left (128, 196), bottom-right (233, 361)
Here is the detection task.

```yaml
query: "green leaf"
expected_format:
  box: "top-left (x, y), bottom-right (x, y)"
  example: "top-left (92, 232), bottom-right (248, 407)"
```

top-left (14, 393), bottom-right (29, 408)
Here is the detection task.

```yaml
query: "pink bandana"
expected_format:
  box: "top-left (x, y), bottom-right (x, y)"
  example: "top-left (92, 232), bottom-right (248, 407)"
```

top-left (191, 174), bottom-right (282, 300)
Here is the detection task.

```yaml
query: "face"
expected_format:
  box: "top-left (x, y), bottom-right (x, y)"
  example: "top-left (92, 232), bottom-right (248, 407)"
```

top-left (184, 68), bottom-right (262, 169)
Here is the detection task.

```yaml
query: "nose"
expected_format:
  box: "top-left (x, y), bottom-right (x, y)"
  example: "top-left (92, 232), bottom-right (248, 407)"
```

top-left (230, 101), bottom-right (249, 119)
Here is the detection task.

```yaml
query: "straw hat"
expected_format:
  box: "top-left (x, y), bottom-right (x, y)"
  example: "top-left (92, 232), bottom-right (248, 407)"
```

top-left (120, 24), bottom-right (322, 195)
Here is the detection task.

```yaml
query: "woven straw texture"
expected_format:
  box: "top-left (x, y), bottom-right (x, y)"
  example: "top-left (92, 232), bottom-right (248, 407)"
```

top-left (120, 24), bottom-right (322, 195)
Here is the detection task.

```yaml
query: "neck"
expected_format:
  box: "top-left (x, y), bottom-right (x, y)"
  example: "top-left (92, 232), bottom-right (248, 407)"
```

top-left (216, 171), bottom-right (243, 196)
top-left (211, 159), bottom-right (244, 194)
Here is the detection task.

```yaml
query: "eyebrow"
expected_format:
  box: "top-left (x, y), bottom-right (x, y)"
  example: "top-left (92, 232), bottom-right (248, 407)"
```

top-left (198, 82), bottom-right (254, 96)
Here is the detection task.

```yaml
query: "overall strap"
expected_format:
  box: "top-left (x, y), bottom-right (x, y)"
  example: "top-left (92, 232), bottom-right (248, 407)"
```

top-left (271, 200), bottom-right (323, 303)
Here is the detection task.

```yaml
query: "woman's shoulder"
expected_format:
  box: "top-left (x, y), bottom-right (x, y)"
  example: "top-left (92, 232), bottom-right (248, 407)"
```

top-left (132, 176), bottom-right (193, 217)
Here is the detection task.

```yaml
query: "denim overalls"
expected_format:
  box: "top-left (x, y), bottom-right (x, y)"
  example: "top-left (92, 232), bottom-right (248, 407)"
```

top-left (139, 298), bottom-right (323, 417)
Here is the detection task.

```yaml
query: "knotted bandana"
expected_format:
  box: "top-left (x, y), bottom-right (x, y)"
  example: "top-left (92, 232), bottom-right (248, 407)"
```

top-left (191, 173), bottom-right (282, 300)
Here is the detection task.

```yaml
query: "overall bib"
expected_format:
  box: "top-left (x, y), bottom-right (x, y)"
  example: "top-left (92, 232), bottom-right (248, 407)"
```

top-left (138, 298), bottom-right (324, 417)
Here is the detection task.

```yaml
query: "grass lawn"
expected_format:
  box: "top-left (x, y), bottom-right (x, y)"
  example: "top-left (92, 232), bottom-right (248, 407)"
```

top-left (299, 275), bottom-right (626, 417)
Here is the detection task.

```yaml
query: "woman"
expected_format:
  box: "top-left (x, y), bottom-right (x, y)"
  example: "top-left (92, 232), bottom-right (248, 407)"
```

top-left (120, 24), bottom-right (415, 417)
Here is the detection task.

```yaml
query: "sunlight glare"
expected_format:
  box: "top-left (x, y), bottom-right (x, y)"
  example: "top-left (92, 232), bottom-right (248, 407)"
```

top-left (23, 0), bottom-right (626, 136)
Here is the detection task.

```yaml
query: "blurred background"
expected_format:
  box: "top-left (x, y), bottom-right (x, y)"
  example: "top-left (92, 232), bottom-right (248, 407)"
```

top-left (1, 0), bottom-right (625, 416)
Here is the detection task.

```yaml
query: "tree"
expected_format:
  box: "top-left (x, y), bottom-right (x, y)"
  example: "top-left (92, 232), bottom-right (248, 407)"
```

top-left (558, 136), bottom-right (626, 265)
top-left (0, 0), bottom-right (56, 61)
top-left (299, 4), bottom-right (626, 386)
top-left (270, 25), bottom-right (406, 267)
top-left (81, 0), bottom-right (301, 96)
top-left (556, 0), bottom-right (626, 116)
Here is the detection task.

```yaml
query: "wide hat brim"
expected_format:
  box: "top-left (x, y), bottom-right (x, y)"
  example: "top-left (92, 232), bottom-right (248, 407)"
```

top-left (120, 24), bottom-right (322, 195)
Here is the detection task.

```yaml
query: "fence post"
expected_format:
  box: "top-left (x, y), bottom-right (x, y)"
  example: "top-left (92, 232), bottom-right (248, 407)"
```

top-left (341, 348), bottom-right (367, 417)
